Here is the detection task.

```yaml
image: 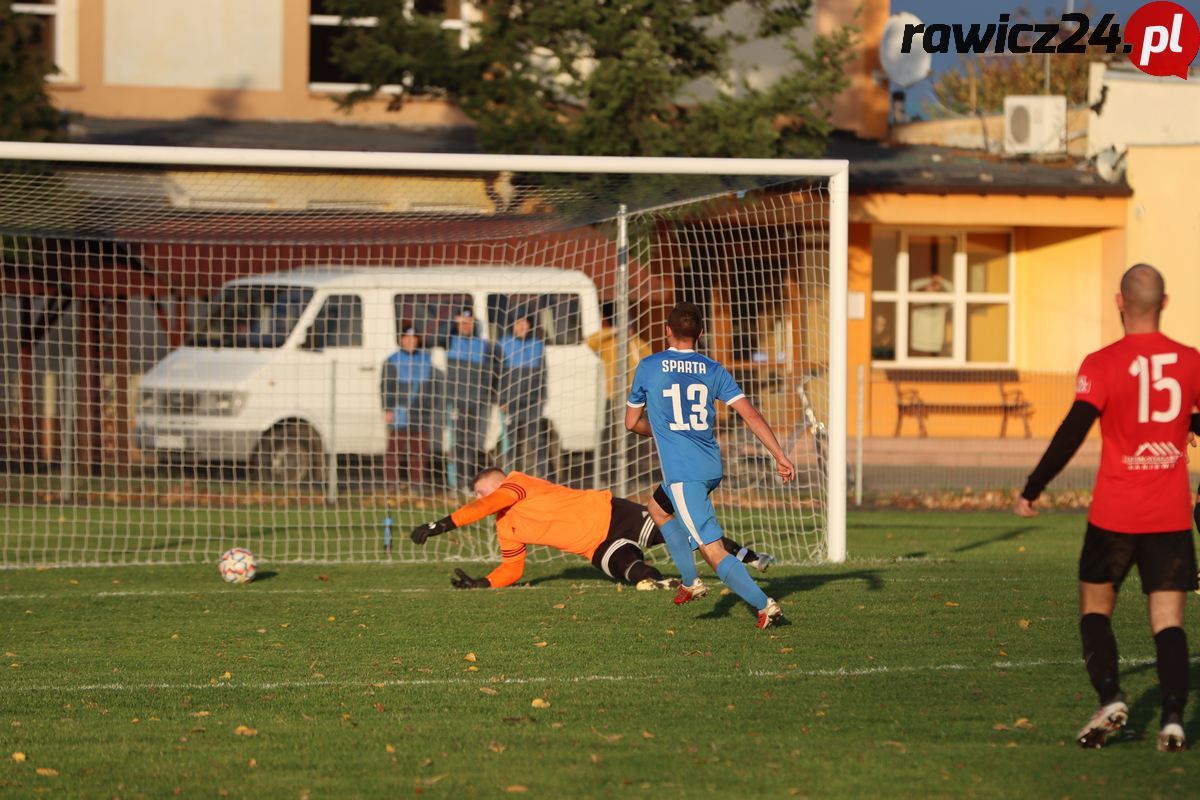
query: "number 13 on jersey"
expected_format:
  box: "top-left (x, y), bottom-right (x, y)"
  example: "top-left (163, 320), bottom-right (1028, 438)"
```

top-left (664, 383), bottom-right (710, 431)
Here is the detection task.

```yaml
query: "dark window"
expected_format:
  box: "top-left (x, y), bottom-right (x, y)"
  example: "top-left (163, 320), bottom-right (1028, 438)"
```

top-left (310, 294), bottom-right (364, 348)
top-left (394, 293), bottom-right (474, 346)
top-left (487, 293), bottom-right (582, 345)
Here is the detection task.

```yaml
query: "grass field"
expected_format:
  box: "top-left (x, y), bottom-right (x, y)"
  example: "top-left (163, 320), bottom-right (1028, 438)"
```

top-left (2, 509), bottom-right (1198, 798)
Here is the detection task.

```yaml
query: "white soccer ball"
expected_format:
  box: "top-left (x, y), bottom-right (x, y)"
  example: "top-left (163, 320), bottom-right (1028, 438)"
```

top-left (218, 547), bottom-right (257, 584)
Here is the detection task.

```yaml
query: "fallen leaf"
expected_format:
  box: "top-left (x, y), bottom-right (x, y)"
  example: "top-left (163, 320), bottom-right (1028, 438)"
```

top-left (317, 575), bottom-right (329, 582)
top-left (374, 703), bottom-right (385, 713)
top-left (534, 642), bottom-right (548, 648)
top-left (233, 725), bottom-right (258, 737)
top-left (464, 653), bottom-right (478, 663)
top-left (327, 616), bottom-right (336, 622)
top-left (504, 786), bottom-right (528, 794)
top-left (11, 752), bottom-right (25, 763)
top-left (466, 666), bottom-right (479, 672)
top-left (479, 687), bottom-right (499, 696)
top-left (386, 744), bottom-right (396, 753)
top-left (219, 671), bottom-right (232, 680)
top-left (531, 698), bottom-right (551, 709)
top-left (248, 758), bottom-right (257, 768)
top-left (192, 711), bottom-right (210, 717)
top-left (779, 647), bottom-right (794, 654)
top-left (553, 604), bottom-right (566, 609)
top-left (35, 767), bottom-right (58, 777)
top-left (590, 753), bottom-right (602, 764)
top-left (1014, 718), bottom-right (1035, 730)
top-left (944, 601), bottom-right (960, 608)
top-left (720, 588), bottom-right (733, 596)
top-left (993, 723), bottom-right (1010, 731)
top-left (642, 730), bottom-right (654, 739)
top-left (880, 740), bottom-right (907, 753)
top-left (1018, 619), bottom-right (1031, 630)
top-left (592, 727), bottom-right (622, 743)
top-left (488, 741), bottom-right (507, 753)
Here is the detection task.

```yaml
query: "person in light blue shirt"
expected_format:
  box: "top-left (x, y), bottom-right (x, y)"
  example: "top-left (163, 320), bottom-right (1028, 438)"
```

top-left (380, 324), bottom-right (437, 488)
top-left (625, 302), bottom-right (795, 629)
top-left (497, 314), bottom-right (548, 478)
top-left (445, 307), bottom-right (499, 491)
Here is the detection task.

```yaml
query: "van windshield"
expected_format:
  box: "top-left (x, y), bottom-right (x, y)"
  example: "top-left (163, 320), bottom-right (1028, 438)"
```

top-left (188, 285), bottom-right (315, 349)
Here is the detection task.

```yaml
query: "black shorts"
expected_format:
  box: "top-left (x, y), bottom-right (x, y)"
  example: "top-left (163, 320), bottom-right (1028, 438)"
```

top-left (1078, 523), bottom-right (1198, 593)
top-left (652, 484), bottom-right (673, 516)
top-left (588, 498), bottom-right (661, 577)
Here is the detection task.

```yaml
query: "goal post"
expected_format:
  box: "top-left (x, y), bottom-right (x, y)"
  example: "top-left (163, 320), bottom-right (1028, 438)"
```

top-left (0, 141), bottom-right (848, 567)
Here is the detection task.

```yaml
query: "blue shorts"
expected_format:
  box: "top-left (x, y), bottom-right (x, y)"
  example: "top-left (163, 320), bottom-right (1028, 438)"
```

top-left (660, 479), bottom-right (724, 548)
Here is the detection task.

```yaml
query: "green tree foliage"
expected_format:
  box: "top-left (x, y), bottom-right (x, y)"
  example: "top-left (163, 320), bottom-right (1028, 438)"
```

top-left (929, 7), bottom-right (1119, 117)
top-left (0, 0), bottom-right (61, 141)
top-left (324, 0), bottom-right (856, 157)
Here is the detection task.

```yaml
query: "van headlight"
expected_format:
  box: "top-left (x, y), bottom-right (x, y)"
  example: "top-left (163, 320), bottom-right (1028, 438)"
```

top-left (198, 391), bottom-right (246, 416)
top-left (139, 390), bottom-right (245, 416)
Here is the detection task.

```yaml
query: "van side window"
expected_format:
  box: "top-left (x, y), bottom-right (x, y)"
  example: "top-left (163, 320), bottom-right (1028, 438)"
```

top-left (487, 293), bottom-right (581, 345)
top-left (310, 294), bottom-right (363, 348)
top-left (394, 293), bottom-right (473, 347)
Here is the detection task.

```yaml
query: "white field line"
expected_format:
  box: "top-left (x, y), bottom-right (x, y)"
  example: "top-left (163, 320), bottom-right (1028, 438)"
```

top-left (0, 656), bottom-right (1164, 695)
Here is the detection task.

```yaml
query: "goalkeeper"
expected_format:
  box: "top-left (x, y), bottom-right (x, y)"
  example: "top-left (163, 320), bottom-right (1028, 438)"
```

top-left (411, 467), bottom-right (772, 589)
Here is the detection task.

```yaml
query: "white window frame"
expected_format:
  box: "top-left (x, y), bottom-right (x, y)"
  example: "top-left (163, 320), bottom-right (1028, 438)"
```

top-left (13, 0), bottom-right (78, 84)
top-left (871, 228), bottom-right (1016, 368)
top-left (307, 2), bottom-right (471, 95)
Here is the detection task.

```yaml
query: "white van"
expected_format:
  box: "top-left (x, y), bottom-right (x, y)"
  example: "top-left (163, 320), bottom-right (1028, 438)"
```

top-left (134, 267), bottom-right (605, 485)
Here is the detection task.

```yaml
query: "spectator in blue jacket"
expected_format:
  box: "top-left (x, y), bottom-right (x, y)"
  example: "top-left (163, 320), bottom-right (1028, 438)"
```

top-left (380, 324), bottom-right (437, 488)
top-left (498, 313), bottom-right (548, 478)
top-left (444, 307), bottom-right (498, 490)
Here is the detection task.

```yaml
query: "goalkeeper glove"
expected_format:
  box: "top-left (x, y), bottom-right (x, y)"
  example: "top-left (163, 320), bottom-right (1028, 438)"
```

top-left (450, 568), bottom-right (490, 589)
top-left (410, 515), bottom-right (456, 545)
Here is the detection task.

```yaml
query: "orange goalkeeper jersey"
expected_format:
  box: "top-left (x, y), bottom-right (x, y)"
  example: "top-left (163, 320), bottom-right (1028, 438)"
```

top-left (449, 472), bottom-right (614, 587)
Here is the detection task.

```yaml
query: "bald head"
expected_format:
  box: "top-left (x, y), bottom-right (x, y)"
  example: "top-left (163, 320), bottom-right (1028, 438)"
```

top-left (1120, 264), bottom-right (1165, 317)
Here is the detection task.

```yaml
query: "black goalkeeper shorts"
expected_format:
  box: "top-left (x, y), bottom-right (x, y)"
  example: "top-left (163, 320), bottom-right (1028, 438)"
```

top-left (1078, 523), bottom-right (1197, 594)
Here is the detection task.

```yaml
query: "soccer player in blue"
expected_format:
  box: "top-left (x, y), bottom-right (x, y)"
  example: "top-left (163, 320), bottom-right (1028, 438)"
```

top-left (625, 302), bottom-right (796, 628)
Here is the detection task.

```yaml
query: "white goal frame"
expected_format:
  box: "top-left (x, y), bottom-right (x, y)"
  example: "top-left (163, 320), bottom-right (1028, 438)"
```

top-left (0, 141), bottom-right (849, 564)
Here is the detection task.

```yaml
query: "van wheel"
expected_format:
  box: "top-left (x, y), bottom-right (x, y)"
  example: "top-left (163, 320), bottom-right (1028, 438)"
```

top-left (254, 424), bottom-right (324, 486)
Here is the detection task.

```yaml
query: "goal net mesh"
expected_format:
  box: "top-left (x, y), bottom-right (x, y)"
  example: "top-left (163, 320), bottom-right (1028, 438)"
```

top-left (0, 151), bottom-right (836, 568)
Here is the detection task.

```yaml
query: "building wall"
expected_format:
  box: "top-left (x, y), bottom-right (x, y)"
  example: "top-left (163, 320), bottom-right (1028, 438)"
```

top-left (1124, 145), bottom-right (1200, 346)
top-left (51, 0), bottom-right (470, 126)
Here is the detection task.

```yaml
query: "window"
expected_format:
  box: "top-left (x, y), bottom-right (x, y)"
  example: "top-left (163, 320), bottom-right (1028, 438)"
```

top-left (487, 293), bottom-right (582, 345)
top-left (308, 0), bottom-right (469, 92)
top-left (189, 285), bottom-right (315, 350)
top-left (13, 0), bottom-right (76, 83)
top-left (394, 293), bottom-right (473, 346)
top-left (871, 231), bottom-right (1014, 366)
top-left (309, 294), bottom-right (363, 348)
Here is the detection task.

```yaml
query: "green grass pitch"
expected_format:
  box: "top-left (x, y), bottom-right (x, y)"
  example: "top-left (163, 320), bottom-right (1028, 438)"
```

top-left (1, 509), bottom-right (1197, 797)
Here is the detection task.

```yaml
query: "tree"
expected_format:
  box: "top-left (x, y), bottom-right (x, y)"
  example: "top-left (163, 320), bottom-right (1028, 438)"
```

top-left (928, 6), bottom-right (1120, 117)
top-left (325, 0), bottom-right (856, 158)
top-left (0, 0), bottom-right (61, 141)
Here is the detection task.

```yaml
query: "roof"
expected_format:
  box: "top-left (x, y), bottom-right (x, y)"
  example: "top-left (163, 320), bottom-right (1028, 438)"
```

top-left (66, 114), bottom-right (1130, 198)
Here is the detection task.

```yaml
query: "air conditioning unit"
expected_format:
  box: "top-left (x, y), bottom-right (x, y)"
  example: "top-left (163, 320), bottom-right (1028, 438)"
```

top-left (1003, 95), bottom-right (1067, 156)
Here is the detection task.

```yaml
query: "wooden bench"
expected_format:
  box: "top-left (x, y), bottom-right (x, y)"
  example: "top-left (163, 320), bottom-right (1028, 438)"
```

top-left (885, 368), bottom-right (1034, 438)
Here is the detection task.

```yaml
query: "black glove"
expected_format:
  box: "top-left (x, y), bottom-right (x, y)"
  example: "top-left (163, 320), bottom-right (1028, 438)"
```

top-left (410, 516), bottom-right (456, 545)
top-left (450, 568), bottom-right (490, 589)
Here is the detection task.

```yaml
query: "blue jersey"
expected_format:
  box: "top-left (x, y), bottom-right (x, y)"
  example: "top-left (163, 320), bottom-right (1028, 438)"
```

top-left (627, 348), bottom-right (745, 482)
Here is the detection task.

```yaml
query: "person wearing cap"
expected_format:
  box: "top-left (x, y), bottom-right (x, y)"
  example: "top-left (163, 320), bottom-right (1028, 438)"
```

top-left (444, 306), bottom-right (499, 491)
top-left (497, 312), bottom-right (548, 478)
top-left (380, 323), bottom-right (438, 488)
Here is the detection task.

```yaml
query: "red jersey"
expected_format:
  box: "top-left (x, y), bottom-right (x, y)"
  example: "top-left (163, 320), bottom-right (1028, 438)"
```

top-left (1075, 331), bottom-right (1200, 532)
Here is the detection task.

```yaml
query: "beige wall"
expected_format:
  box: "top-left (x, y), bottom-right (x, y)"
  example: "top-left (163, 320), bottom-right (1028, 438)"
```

top-left (1124, 145), bottom-right (1200, 346)
top-left (51, 0), bottom-right (469, 126)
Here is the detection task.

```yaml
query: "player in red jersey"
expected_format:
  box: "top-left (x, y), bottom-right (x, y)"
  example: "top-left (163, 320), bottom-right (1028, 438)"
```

top-left (1016, 264), bottom-right (1200, 752)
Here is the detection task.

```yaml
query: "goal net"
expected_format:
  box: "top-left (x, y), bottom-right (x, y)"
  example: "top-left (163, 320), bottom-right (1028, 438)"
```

top-left (0, 143), bottom-right (847, 568)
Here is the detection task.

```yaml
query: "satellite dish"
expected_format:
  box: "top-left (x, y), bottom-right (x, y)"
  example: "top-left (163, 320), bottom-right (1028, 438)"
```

top-left (879, 13), bottom-right (932, 88)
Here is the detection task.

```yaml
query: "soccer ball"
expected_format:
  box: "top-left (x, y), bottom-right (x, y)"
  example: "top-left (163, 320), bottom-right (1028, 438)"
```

top-left (218, 547), bottom-right (257, 584)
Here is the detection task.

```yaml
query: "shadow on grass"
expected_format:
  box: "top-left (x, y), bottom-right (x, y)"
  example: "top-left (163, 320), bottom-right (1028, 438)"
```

top-left (693, 569), bottom-right (886, 621)
top-left (951, 526), bottom-right (1037, 554)
top-left (1070, 659), bottom-right (1200, 748)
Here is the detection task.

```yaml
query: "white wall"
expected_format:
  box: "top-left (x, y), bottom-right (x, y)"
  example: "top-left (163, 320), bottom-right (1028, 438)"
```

top-left (104, 0), bottom-right (284, 91)
top-left (1087, 62), bottom-right (1200, 157)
